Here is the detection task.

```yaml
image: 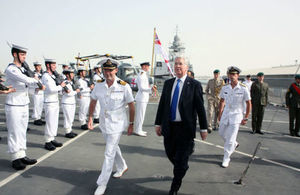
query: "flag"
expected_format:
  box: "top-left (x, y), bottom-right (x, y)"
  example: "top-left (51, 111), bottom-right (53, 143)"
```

top-left (154, 32), bottom-right (175, 77)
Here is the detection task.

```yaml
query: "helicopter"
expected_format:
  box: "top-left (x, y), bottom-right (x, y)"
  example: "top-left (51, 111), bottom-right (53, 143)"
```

top-left (74, 53), bottom-right (146, 91)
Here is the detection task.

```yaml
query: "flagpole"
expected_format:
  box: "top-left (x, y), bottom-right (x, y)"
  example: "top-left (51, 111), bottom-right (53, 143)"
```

top-left (150, 27), bottom-right (156, 76)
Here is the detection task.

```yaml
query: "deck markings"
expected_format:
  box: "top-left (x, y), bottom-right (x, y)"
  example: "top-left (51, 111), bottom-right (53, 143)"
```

top-left (194, 138), bottom-right (300, 172)
top-left (0, 124), bottom-right (98, 188)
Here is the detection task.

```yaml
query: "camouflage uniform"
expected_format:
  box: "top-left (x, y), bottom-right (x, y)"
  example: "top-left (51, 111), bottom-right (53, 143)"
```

top-left (205, 78), bottom-right (224, 131)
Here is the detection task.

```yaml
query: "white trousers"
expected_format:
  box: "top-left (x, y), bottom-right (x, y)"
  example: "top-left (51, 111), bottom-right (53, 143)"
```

top-left (96, 132), bottom-right (127, 186)
top-left (79, 96), bottom-right (90, 125)
top-left (134, 101), bottom-right (148, 133)
top-left (44, 102), bottom-right (59, 142)
top-left (219, 122), bottom-right (239, 163)
top-left (93, 100), bottom-right (100, 119)
top-left (32, 94), bottom-right (44, 120)
top-left (62, 103), bottom-right (76, 133)
top-left (5, 105), bottom-right (28, 160)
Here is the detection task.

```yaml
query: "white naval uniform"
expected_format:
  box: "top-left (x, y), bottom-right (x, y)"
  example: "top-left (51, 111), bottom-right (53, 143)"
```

top-left (134, 70), bottom-right (151, 134)
top-left (90, 77), bottom-right (134, 186)
top-left (93, 73), bottom-right (103, 120)
top-left (31, 71), bottom-right (44, 120)
top-left (219, 82), bottom-right (251, 164)
top-left (42, 72), bottom-right (62, 142)
top-left (61, 81), bottom-right (77, 134)
top-left (4, 63), bottom-right (38, 160)
top-left (76, 78), bottom-right (91, 125)
top-left (242, 80), bottom-right (252, 114)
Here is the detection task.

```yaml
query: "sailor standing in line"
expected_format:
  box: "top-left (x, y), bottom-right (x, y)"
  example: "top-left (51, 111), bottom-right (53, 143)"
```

top-left (42, 58), bottom-right (66, 151)
top-left (242, 74), bottom-right (253, 114)
top-left (92, 64), bottom-right (103, 123)
top-left (76, 66), bottom-right (94, 130)
top-left (218, 66), bottom-right (251, 168)
top-left (60, 64), bottom-right (70, 80)
top-left (32, 61), bottom-right (45, 126)
top-left (285, 74), bottom-right (300, 137)
top-left (5, 44), bottom-right (45, 170)
top-left (61, 68), bottom-right (80, 138)
top-left (134, 62), bottom-right (157, 136)
top-left (87, 59), bottom-right (135, 195)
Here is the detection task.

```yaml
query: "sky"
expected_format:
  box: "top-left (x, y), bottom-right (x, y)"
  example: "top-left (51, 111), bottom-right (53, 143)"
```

top-left (0, 0), bottom-right (300, 76)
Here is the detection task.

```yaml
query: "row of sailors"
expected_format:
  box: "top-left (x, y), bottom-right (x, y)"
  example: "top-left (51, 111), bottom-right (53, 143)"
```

top-left (2, 44), bottom-right (156, 173)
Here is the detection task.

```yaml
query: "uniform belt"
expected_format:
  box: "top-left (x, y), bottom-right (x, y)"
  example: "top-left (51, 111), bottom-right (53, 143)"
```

top-left (5, 103), bottom-right (29, 107)
top-left (104, 107), bottom-right (126, 115)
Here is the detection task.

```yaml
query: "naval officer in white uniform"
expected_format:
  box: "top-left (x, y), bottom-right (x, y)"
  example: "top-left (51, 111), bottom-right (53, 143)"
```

top-left (42, 58), bottom-right (66, 151)
top-left (5, 44), bottom-right (45, 170)
top-left (76, 65), bottom-right (94, 130)
top-left (87, 59), bottom-right (135, 195)
top-left (134, 62), bottom-right (157, 136)
top-left (92, 64), bottom-right (103, 123)
top-left (61, 68), bottom-right (80, 138)
top-left (218, 66), bottom-right (251, 168)
top-left (32, 61), bottom-right (45, 126)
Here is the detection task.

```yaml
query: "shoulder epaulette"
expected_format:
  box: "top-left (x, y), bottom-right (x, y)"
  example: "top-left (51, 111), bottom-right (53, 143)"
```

top-left (140, 71), bottom-right (144, 75)
top-left (117, 79), bottom-right (127, 86)
top-left (240, 82), bottom-right (246, 87)
top-left (97, 79), bottom-right (105, 83)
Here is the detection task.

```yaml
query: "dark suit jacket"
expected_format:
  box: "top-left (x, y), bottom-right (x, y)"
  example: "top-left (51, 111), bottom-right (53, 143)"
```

top-left (155, 76), bottom-right (208, 139)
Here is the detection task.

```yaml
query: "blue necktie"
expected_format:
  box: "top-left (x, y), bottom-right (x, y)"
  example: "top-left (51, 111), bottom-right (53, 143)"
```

top-left (170, 79), bottom-right (181, 121)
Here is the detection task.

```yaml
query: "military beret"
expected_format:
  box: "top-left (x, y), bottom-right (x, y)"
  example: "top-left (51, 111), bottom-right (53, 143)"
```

top-left (140, 62), bottom-right (150, 66)
top-left (227, 66), bottom-right (241, 74)
top-left (257, 72), bottom-right (264, 77)
top-left (295, 74), bottom-right (300, 79)
top-left (213, 69), bottom-right (220, 73)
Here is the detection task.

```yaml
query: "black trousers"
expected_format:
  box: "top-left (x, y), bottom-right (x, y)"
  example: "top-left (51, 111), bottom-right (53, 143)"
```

top-left (252, 104), bottom-right (266, 132)
top-left (289, 106), bottom-right (300, 134)
top-left (163, 122), bottom-right (194, 192)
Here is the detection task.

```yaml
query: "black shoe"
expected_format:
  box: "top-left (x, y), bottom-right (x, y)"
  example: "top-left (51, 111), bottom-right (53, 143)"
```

top-left (256, 131), bottom-right (264, 135)
top-left (213, 127), bottom-right (219, 131)
top-left (208, 129), bottom-right (212, 134)
top-left (12, 159), bottom-right (26, 170)
top-left (169, 190), bottom-right (178, 195)
top-left (33, 120), bottom-right (43, 126)
top-left (93, 118), bottom-right (99, 123)
top-left (81, 124), bottom-right (88, 130)
top-left (27, 127), bottom-right (31, 131)
top-left (41, 120), bottom-right (46, 124)
top-left (45, 142), bottom-right (56, 151)
top-left (51, 140), bottom-right (63, 147)
top-left (295, 133), bottom-right (300, 137)
top-left (20, 157), bottom-right (37, 165)
top-left (65, 132), bottom-right (77, 138)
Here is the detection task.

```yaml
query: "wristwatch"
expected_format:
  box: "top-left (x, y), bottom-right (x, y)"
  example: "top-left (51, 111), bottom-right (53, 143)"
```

top-left (129, 122), bottom-right (134, 125)
top-left (243, 118), bottom-right (248, 121)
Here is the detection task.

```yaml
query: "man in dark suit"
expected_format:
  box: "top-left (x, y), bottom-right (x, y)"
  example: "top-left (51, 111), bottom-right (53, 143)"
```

top-left (155, 57), bottom-right (208, 195)
top-left (250, 72), bottom-right (269, 134)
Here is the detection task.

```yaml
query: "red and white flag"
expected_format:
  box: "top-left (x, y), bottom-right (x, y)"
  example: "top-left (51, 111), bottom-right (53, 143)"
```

top-left (154, 32), bottom-right (175, 77)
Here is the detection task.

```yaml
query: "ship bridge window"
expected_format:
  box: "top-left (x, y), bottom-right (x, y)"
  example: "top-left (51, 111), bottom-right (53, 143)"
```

top-left (156, 62), bottom-right (162, 67)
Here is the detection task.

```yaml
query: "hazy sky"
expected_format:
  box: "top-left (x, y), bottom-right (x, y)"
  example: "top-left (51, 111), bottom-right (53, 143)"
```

top-left (0, 0), bottom-right (299, 76)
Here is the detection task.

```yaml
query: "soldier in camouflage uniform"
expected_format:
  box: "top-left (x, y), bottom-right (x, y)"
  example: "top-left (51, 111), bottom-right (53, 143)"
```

top-left (250, 72), bottom-right (269, 134)
top-left (285, 74), bottom-right (300, 137)
top-left (205, 69), bottom-right (225, 133)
